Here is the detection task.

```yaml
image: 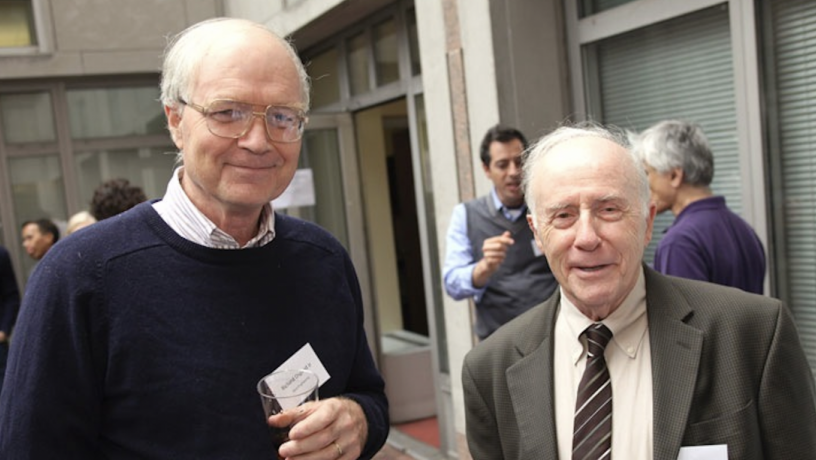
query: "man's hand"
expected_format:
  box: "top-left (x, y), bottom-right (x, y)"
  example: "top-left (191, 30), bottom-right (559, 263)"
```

top-left (0, 331), bottom-right (7, 343)
top-left (270, 397), bottom-right (367, 459)
top-left (472, 231), bottom-right (514, 288)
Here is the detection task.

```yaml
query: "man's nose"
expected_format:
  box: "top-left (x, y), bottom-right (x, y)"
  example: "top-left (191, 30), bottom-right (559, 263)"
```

top-left (574, 213), bottom-right (601, 250)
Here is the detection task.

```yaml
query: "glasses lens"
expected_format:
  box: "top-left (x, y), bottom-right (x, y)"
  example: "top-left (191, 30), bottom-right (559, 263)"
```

top-left (266, 107), bottom-right (303, 142)
top-left (205, 100), bottom-right (252, 138)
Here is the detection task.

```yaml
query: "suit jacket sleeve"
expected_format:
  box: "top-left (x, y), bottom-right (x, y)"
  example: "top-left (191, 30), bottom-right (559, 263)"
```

top-left (463, 355), bottom-right (504, 460)
top-left (757, 301), bottom-right (816, 457)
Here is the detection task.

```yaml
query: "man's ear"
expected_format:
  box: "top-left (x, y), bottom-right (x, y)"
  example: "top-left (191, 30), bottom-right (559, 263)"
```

top-left (669, 167), bottom-right (684, 188)
top-left (164, 104), bottom-right (184, 149)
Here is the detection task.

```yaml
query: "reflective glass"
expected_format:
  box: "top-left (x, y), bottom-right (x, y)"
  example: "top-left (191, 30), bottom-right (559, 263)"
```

top-left (73, 146), bottom-right (178, 211)
top-left (67, 86), bottom-right (166, 139)
top-left (407, 9), bottom-right (421, 76)
top-left (0, 1), bottom-right (36, 47)
top-left (347, 33), bottom-right (370, 96)
top-left (309, 48), bottom-right (341, 108)
top-left (9, 154), bottom-right (66, 282)
top-left (183, 100), bottom-right (305, 143)
top-left (579, 0), bottom-right (637, 18)
top-left (0, 92), bottom-right (56, 143)
top-left (295, 129), bottom-right (349, 249)
top-left (374, 19), bottom-right (399, 86)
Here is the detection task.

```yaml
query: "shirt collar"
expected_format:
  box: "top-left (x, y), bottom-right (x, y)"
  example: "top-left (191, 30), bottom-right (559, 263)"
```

top-left (490, 188), bottom-right (527, 221)
top-left (562, 267), bottom-right (648, 365)
top-left (154, 167), bottom-right (275, 248)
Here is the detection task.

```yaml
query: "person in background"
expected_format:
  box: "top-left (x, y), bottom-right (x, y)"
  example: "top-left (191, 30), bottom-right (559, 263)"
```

top-left (0, 244), bottom-right (20, 396)
top-left (20, 218), bottom-right (59, 261)
top-left (443, 125), bottom-right (557, 340)
top-left (65, 210), bottom-right (97, 236)
top-left (90, 177), bottom-right (148, 221)
top-left (630, 120), bottom-right (766, 293)
top-left (462, 123), bottom-right (816, 460)
top-left (0, 17), bottom-right (388, 460)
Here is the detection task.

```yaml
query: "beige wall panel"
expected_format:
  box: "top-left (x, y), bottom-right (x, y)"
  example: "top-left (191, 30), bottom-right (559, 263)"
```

top-left (81, 50), bottom-right (166, 75)
top-left (52, 0), bottom-right (188, 51)
top-left (0, 52), bottom-right (83, 79)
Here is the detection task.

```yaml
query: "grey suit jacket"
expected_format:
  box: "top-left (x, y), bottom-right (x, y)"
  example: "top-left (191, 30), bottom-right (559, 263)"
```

top-left (462, 266), bottom-right (816, 460)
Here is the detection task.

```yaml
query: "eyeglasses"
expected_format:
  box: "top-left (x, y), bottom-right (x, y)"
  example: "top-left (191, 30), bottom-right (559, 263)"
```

top-left (179, 99), bottom-right (307, 143)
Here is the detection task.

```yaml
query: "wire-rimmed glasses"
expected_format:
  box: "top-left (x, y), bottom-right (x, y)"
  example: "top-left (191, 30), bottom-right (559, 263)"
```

top-left (179, 99), bottom-right (307, 143)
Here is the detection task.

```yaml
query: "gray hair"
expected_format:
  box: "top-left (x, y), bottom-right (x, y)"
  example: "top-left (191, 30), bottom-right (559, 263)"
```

top-left (522, 122), bottom-right (650, 217)
top-left (630, 120), bottom-right (713, 187)
top-left (159, 17), bottom-right (311, 112)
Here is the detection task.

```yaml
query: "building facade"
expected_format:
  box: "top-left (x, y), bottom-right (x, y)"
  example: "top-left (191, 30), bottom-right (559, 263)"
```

top-left (1, 0), bottom-right (815, 458)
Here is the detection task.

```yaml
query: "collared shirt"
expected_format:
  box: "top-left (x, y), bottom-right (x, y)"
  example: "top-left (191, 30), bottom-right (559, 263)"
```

top-left (555, 268), bottom-right (653, 460)
top-left (442, 188), bottom-right (527, 301)
top-left (153, 167), bottom-right (275, 249)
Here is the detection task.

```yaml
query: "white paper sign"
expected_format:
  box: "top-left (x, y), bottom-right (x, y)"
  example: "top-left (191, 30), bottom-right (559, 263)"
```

top-left (677, 445), bottom-right (728, 460)
top-left (272, 168), bottom-right (316, 210)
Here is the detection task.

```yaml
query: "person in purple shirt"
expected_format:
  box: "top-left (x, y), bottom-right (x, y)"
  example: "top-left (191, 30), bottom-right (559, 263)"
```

top-left (630, 120), bottom-right (766, 294)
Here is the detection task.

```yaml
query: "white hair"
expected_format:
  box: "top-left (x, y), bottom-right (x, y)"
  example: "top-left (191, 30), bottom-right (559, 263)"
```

top-left (522, 122), bottom-right (650, 217)
top-left (159, 17), bottom-right (311, 112)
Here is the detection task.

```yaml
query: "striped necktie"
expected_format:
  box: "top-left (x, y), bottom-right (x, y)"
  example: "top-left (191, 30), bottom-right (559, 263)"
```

top-left (573, 323), bottom-right (613, 460)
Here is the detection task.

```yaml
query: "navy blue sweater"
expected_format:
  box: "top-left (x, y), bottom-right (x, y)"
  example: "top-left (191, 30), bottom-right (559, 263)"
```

top-left (0, 202), bottom-right (388, 459)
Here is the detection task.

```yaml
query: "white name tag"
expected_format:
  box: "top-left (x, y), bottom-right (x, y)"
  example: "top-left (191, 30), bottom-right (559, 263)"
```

top-left (274, 343), bottom-right (331, 386)
top-left (677, 444), bottom-right (728, 460)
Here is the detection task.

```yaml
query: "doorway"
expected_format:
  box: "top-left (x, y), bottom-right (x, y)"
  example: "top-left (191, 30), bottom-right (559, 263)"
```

top-left (354, 98), bottom-right (439, 449)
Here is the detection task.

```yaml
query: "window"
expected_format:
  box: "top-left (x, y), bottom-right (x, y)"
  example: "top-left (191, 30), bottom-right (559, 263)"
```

top-left (763, 0), bottom-right (816, 380)
top-left (0, 81), bottom-right (176, 285)
top-left (308, 48), bottom-right (340, 109)
top-left (0, 0), bottom-right (37, 48)
top-left (373, 18), bottom-right (399, 86)
top-left (585, 5), bottom-right (739, 263)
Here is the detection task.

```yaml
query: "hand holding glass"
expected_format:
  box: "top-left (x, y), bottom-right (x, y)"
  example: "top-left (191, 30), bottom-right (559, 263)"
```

top-left (257, 369), bottom-right (320, 459)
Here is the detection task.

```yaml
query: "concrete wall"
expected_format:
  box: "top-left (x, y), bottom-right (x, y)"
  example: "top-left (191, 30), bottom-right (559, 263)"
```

top-left (0, 0), bottom-right (221, 79)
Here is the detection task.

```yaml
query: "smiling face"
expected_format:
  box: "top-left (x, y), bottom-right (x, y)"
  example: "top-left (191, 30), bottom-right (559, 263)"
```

top-left (483, 138), bottom-right (525, 208)
top-left (528, 135), bottom-right (656, 319)
top-left (165, 26), bottom-right (304, 222)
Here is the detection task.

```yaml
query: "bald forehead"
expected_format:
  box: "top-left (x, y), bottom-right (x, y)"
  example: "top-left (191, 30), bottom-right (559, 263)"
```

top-left (542, 135), bottom-right (629, 173)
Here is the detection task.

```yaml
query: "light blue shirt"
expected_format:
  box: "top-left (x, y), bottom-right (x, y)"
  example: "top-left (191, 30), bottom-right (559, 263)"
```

top-left (442, 188), bottom-right (527, 301)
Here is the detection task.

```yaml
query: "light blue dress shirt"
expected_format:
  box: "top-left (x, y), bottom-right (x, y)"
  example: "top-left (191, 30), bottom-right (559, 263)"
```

top-left (442, 188), bottom-right (527, 302)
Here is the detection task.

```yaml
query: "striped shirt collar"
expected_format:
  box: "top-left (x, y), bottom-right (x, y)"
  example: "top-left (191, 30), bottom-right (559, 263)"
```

top-left (153, 167), bottom-right (275, 249)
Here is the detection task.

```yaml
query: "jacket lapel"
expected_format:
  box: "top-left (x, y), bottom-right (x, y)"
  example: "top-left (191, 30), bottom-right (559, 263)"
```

top-left (506, 292), bottom-right (561, 459)
top-left (644, 267), bottom-right (704, 460)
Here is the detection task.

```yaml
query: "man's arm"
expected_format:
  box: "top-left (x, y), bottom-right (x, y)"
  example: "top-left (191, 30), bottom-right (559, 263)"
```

top-left (443, 204), bottom-right (485, 300)
top-left (463, 356), bottom-right (503, 460)
top-left (0, 248), bottom-right (102, 458)
top-left (0, 247), bottom-right (20, 339)
top-left (757, 302), bottom-right (816, 458)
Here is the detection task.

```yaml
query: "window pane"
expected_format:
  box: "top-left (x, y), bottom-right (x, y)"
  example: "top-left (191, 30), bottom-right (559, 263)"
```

top-left (0, 92), bottom-right (56, 143)
top-left (766, 0), bottom-right (816, 381)
top-left (579, 0), bottom-right (637, 18)
top-left (66, 86), bottom-right (166, 139)
top-left (591, 5), bottom-right (737, 265)
top-left (73, 146), bottom-right (178, 211)
top-left (9, 154), bottom-right (66, 282)
top-left (347, 33), bottom-right (370, 96)
top-left (374, 18), bottom-right (399, 86)
top-left (407, 9), bottom-right (421, 76)
top-left (293, 129), bottom-right (349, 249)
top-left (309, 48), bottom-right (341, 108)
top-left (0, 0), bottom-right (37, 47)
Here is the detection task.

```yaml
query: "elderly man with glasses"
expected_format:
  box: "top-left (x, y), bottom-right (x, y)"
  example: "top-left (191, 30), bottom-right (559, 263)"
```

top-left (0, 18), bottom-right (388, 460)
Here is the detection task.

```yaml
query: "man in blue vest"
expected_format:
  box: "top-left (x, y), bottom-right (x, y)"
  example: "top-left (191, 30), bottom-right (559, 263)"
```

top-left (443, 125), bottom-right (557, 340)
